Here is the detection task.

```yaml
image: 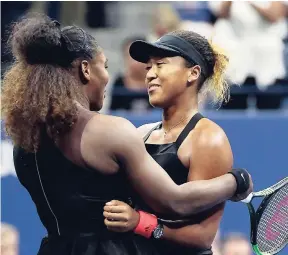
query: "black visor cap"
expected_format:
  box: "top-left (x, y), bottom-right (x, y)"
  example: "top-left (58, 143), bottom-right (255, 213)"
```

top-left (129, 35), bottom-right (209, 77)
top-left (129, 40), bottom-right (181, 63)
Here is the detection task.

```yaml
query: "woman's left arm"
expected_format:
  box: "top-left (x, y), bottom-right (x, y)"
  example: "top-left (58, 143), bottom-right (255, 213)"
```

top-left (104, 123), bottom-right (233, 248)
top-left (250, 2), bottom-right (286, 23)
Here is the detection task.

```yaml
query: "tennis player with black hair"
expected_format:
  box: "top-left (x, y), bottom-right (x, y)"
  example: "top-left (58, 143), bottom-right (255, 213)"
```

top-left (103, 31), bottom-right (241, 255)
top-left (2, 14), bottom-right (252, 255)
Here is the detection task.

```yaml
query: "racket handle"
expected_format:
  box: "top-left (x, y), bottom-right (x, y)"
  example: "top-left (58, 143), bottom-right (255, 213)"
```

top-left (241, 192), bottom-right (253, 203)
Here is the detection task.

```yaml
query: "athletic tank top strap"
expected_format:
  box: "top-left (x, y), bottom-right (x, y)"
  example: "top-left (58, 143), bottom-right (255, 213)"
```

top-left (175, 113), bottom-right (204, 149)
top-left (143, 123), bottom-right (161, 142)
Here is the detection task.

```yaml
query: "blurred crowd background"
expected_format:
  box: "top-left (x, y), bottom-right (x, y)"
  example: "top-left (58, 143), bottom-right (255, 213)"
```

top-left (2, 1), bottom-right (288, 112)
top-left (1, 1), bottom-right (288, 255)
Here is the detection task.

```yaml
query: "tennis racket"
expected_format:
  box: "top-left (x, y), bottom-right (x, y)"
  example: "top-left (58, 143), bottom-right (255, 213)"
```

top-left (241, 177), bottom-right (288, 255)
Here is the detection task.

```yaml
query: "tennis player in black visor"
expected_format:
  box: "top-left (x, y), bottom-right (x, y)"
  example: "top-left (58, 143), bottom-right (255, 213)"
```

top-left (104, 30), bottom-right (251, 255)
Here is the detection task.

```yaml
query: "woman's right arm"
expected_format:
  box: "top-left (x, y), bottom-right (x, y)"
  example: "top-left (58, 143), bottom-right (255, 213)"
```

top-left (83, 116), bottom-right (252, 217)
top-left (210, 1), bottom-right (232, 19)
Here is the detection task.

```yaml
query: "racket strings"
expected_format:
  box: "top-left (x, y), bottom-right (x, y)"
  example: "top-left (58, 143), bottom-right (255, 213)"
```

top-left (257, 184), bottom-right (288, 254)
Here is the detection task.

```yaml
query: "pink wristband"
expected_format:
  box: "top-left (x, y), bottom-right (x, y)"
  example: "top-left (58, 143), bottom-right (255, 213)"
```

top-left (134, 210), bottom-right (158, 238)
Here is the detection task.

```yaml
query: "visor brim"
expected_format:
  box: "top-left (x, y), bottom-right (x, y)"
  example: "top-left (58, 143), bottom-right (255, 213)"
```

top-left (129, 40), bottom-right (179, 63)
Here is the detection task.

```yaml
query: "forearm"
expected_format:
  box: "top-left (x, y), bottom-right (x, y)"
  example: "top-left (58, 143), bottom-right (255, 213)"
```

top-left (162, 224), bottom-right (211, 248)
top-left (119, 131), bottom-right (246, 216)
top-left (218, 1), bottom-right (232, 18)
top-left (159, 205), bottom-right (224, 248)
top-left (251, 4), bottom-right (284, 22)
top-left (123, 151), bottom-right (235, 216)
top-left (174, 174), bottom-right (236, 217)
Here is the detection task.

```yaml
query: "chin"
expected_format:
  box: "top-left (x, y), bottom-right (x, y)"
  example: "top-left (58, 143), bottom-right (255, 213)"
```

top-left (90, 102), bottom-right (103, 112)
top-left (149, 97), bottom-right (165, 109)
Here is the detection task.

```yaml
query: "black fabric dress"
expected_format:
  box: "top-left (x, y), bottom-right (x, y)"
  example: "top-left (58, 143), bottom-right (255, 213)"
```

top-left (13, 131), bottom-right (159, 255)
top-left (134, 113), bottom-right (213, 255)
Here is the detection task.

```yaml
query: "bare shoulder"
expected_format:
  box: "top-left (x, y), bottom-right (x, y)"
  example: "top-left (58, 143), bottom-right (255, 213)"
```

top-left (188, 118), bottom-right (233, 176)
top-left (81, 114), bottom-right (142, 168)
top-left (191, 118), bottom-right (230, 149)
top-left (137, 122), bottom-right (161, 138)
top-left (79, 114), bottom-right (142, 174)
top-left (180, 118), bottom-right (233, 180)
top-left (84, 114), bottom-right (139, 139)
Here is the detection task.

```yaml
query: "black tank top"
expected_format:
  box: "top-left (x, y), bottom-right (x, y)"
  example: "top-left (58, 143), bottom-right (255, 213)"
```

top-left (139, 113), bottom-right (213, 255)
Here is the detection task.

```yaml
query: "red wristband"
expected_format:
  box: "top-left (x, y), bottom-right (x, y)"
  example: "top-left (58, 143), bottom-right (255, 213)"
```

top-left (134, 210), bottom-right (158, 239)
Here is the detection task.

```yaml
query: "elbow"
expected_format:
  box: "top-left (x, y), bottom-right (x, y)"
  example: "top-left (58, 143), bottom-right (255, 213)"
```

top-left (165, 199), bottom-right (187, 217)
top-left (169, 204), bottom-right (185, 217)
top-left (268, 16), bottom-right (280, 23)
top-left (168, 191), bottom-right (203, 217)
top-left (196, 231), bottom-right (215, 249)
top-left (201, 235), bottom-right (215, 249)
top-left (167, 186), bottom-right (204, 217)
top-left (169, 200), bottom-right (199, 218)
top-left (265, 11), bottom-right (284, 23)
top-left (219, 14), bottom-right (229, 19)
top-left (218, 11), bottom-right (230, 19)
top-left (185, 231), bottom-right (214, 249)
top-left (199, 240), bottom-right (213, 250)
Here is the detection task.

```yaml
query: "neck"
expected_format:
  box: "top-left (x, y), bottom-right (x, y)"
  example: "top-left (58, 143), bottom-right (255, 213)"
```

top-left (76, 94), bottom-right (90, 110)
top-left (162, 94), bottom-right (198, 131)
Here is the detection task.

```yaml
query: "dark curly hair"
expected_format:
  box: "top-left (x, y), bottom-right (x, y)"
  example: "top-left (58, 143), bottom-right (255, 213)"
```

top-left (168, 30), bottom-right (230, 104)
top-left (1, 13), bottom-right (100, 152)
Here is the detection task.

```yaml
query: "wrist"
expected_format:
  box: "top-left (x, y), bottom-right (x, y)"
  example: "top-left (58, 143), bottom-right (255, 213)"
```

top-left (228, 168), bottom-right (250, 196)
top-left (226, 173), bottom-right (238, 195)
top-left (133, 211), bottom-right (158, 239)
top-left (133, 210), bottom-right (140, 229)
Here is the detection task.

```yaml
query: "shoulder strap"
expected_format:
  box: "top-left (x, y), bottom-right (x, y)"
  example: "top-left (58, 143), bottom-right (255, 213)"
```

top-left (175, 113), bottom-right (204, 149)
top-left (143, 123), bottom-right (162, 142)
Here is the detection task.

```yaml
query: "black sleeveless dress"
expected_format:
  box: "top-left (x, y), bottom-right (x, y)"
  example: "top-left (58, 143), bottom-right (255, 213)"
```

top-left (134, 113), bottom-right (213, 255)
top-left (13, 131), bottom-right (159, 255)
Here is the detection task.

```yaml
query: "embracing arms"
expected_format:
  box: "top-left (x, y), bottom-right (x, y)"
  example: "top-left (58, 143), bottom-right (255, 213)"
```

top-left (82, 116), bottom-right (252, 217)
